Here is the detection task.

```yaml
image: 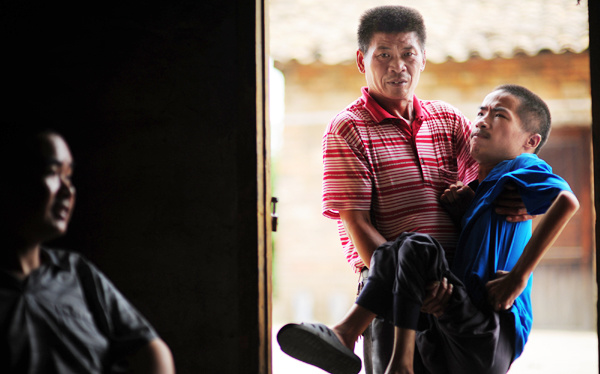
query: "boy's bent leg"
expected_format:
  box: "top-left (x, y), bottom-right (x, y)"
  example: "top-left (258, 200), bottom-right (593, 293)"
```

top-left (358, 231), bottom-right (513, 373)
top-left (358, 232), bottom-right (449, 330)
top-left (418, 274), bottom-right (515, 374)
top-left (357, 232), bottom-right (450, 374)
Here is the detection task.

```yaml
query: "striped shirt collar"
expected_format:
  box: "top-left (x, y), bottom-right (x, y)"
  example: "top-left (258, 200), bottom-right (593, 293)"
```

top-left (361, 86), bottom-right (428, 126)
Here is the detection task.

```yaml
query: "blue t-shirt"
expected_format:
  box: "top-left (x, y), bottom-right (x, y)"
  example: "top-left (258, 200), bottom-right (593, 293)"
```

top-left (451, 153), bottom-right (572, 359)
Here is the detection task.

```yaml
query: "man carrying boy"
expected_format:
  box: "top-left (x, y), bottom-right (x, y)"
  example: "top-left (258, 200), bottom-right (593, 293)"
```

top-left (278, 84), bottom-right (580, 374)
top-left (321, 7), bottom-right (532, 371)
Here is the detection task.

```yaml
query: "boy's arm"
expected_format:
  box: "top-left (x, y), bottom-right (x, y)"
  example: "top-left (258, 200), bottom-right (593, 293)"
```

top-left (486, 190), bottom-right (579, 311)
top-left (493, 183), bottom-right (537, 222)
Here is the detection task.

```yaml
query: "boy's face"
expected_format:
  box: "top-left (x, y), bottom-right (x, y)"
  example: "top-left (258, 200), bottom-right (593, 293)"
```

top-left (470, 90), bottom-right (537, 167)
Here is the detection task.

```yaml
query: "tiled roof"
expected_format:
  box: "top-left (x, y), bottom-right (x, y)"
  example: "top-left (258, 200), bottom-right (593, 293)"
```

top-left (269, 0), bottom-right (589, 64)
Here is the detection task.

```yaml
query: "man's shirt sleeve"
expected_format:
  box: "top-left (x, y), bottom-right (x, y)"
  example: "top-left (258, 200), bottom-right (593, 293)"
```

top-left (77, 257), bottom-right (158, 359)
top-left (322, 116), bottom-right (373, 220)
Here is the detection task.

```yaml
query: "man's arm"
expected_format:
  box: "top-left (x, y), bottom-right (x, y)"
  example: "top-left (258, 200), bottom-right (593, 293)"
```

top-left (441, 181), bottom-right (535, 224)
top-left (338, 210), bottom-right (387, 269)
top-left (486, 190), bottom-right (579, 311)
top-left (128, 338), bottom-right (175, 374)
top-left (494, 183), bottom-right (537, 222)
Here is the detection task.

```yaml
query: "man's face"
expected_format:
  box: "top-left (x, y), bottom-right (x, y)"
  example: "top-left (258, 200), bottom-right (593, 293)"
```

top-left (470, 90), bottom-right (535, 166)
top-left (357, 31), bottom-right (426, 105)
top-left (11, 133), bottom-right (76, 242)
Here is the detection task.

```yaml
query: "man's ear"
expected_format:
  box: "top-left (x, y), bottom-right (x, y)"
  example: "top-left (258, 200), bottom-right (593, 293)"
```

top-left (526, 133), bottom-right (542, 151)
top-left (421, 49), bottom-right (426, 71)
top-left (356, 50), bottom-right (366, 74)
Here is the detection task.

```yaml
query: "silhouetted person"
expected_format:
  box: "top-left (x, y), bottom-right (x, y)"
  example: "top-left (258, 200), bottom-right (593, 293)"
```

top-left (0, 128), bottom-right (175, 374)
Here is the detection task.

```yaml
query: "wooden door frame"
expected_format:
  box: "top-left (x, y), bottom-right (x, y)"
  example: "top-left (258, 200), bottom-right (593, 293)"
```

top-left (588, 1), bottom-right (600, 371)
top-left (256, 0), bottom-right (272, 373)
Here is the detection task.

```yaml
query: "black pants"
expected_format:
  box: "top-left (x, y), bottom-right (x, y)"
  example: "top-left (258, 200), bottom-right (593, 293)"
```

top-left (357, 232), bottom-right (515, 374)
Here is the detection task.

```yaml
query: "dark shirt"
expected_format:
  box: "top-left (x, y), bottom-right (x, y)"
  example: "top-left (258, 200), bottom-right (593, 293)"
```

top-left (0, 248), bottom-right (157, 374)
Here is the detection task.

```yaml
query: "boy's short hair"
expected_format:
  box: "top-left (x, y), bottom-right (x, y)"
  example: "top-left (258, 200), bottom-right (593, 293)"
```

top-left (495, 84), bottom-right (551, 154)
top-left (357, 6), bottom-right (426, 53)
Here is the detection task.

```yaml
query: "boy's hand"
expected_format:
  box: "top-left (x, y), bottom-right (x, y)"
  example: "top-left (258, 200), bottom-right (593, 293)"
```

top-left (440, 182), bottom-right (475, 226)
top-left (485, 270), bottom-right (528, 312)
top-left (421, 278), bottom-right (453, 318)
top-left (493, 183), bottom-right (537, 222)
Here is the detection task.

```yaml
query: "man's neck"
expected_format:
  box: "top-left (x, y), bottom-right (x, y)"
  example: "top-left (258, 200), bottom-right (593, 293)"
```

top-left (1, 240), bottom-right (42, 280)
top-left (373, 94), bottom-right (414, 122)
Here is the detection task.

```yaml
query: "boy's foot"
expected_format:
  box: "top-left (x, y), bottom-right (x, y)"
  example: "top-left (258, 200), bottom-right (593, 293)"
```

top-left (277, 322), bottom-right (362, 374)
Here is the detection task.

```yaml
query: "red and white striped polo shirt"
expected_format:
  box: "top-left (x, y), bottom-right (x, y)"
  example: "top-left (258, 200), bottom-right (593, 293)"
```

top-left (322, 87), bottom-right (478, 272)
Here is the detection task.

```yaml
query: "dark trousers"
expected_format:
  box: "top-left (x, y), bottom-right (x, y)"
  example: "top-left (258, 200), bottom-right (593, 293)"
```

top-left (357, 232), bottom-right (514, 374)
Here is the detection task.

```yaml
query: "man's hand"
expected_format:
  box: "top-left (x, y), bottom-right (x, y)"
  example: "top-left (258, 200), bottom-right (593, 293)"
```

top-left (493, 183), bottom-right (536, 222)
top-left (440, 181), bottom-right (475, 226)
top-left (421, 278), bottom-right (453, 318)
top-left (485, 270), bottom-right (528, 312)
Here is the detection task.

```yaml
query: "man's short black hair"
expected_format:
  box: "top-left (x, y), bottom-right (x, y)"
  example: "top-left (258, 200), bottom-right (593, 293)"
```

top-left (357, 6), bottom-right (426, 53)
top-left (494, 84), bottom-right (551, 154)
top-left (0, 125), bottom-right (60, 179)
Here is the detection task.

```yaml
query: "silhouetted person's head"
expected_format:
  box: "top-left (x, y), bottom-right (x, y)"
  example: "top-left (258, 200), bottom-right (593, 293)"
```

top-left (1, 128), bottom-right (75, 245)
